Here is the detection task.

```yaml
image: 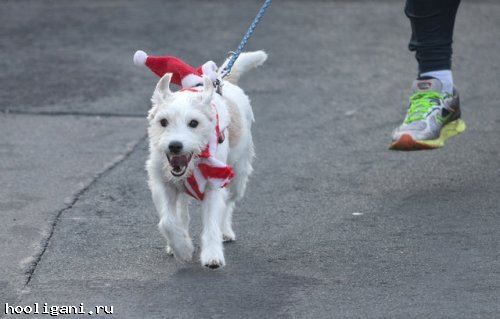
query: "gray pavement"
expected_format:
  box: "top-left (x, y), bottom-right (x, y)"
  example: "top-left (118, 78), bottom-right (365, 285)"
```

top-left (1, 1), bottom-right (499, 318)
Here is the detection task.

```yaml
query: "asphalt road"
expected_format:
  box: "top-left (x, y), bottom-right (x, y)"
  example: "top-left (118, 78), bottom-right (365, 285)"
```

top-left (1, 1), bottom-right (499, 318)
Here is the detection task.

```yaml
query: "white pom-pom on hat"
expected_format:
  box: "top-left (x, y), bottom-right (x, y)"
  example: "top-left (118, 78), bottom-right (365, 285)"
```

top-left (133, 50), bottom-right (148, 66)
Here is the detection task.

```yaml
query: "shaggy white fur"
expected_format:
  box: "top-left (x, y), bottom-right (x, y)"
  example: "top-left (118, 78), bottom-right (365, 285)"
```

top-left (146, 51), bottom-right (267, 269)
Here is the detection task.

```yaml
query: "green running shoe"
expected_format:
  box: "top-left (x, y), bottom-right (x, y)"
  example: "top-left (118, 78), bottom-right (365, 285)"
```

top-left (390, 77), bottom-right (466, 150)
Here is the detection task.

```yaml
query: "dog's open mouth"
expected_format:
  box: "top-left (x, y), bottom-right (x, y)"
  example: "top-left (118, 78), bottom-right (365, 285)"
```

top-left (167, 154), bottom-right (192, 177)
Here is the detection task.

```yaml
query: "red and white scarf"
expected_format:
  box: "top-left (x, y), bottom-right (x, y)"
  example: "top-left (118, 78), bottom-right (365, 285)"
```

top-left (184, 101), bottom-right (234, 200)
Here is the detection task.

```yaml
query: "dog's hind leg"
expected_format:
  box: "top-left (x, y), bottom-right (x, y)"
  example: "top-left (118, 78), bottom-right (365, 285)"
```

top-left (223, 144), bottom-right (254, 242)
top-left (151, 179), bottom-right (194, 261)
top-left (221, 201), bottom-right (236, 242)
top-left (200, 188), bottom-right (227, 269)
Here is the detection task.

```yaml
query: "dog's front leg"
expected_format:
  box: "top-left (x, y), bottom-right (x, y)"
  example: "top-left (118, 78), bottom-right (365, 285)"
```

top-left (176, 193), bottom-right (190, 234)
top-left (150, 179), bottom-right (194, 261)
top-left (200, 188), bottom-right (227, 269)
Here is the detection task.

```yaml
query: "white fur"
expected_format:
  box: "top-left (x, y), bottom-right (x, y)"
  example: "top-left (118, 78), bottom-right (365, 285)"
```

top-left (220, 51), bottom-right (267, 84)
top-left (146, 51), bottom-right (266, 268)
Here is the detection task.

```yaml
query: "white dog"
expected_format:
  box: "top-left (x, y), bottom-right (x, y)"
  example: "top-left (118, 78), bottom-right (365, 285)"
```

top-left (146, 51), bottom-right (267, 268)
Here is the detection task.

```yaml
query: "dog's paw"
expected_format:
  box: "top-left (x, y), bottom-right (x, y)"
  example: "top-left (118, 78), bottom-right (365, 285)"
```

top-left (204, 259), bottom-right (225, 269)
top-left (165, 245), bottom-right (174, 256)
top-left (171, 237), bottom-right (194, 262)
top-left (221, 226), bottom-right (236, 242)
top-left (222, 233), bottom-right (236, 242)
top-left (200, 247), bottom-right (225, 269)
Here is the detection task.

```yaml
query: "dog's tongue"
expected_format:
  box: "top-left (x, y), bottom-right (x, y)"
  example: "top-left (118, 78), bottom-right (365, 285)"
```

top-left (170, 155), bottom-right (188, 168)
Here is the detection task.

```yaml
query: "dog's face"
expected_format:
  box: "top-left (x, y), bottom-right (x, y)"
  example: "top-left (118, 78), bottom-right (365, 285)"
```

top-left (148, 74), bottom-right (215, 180)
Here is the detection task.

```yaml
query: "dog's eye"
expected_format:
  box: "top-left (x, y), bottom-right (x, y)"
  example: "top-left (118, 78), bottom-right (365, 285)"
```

top-left (160, 118), bottom-right (168, 127)
top-left (188, 119), bottom-right (199, 128)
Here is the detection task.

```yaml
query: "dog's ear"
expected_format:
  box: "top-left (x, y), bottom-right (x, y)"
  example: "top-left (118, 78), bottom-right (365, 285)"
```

top-left (149, 73), bottom-right (172, 121)
top-left (201, 75), bottom-right (214, 105)
top-left (152, 73), bottom-right (173, 104)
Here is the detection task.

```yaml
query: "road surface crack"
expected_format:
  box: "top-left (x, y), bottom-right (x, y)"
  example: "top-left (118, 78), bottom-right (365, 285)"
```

top-left (23, 134), bottom-right (147, 286)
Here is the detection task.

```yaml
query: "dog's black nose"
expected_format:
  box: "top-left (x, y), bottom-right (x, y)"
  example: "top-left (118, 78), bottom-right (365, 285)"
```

top-left (168, 141), bottom-right (183, 154)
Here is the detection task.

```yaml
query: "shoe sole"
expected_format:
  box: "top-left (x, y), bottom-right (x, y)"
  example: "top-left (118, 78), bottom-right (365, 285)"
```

top-left (389, 119), bottom-right (466, 151)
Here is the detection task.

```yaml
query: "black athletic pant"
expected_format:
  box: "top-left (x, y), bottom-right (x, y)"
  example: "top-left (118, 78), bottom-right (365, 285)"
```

top-left (405, 0), bottom-right (461, 74)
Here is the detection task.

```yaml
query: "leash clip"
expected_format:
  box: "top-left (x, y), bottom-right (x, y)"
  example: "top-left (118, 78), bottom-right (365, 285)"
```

top-left (214, 78), bottom-right (223, 95)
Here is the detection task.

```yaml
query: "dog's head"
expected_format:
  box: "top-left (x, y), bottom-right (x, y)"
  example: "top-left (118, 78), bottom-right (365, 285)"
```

top-left (147, 73), bottom-right (216, 180)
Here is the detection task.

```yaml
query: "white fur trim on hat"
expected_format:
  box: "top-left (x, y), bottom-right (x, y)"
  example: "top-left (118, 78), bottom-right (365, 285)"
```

top-left (181, 74), bottom-right (203, 88)
top-left (133, 50), bottom-right (148, 66)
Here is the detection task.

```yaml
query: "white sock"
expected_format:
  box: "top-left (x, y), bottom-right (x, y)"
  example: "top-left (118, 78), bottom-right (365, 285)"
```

top-left (420, 70), bottom-right (453, 95)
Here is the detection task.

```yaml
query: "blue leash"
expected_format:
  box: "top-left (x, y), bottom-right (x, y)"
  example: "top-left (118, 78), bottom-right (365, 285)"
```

top-left (220, 0), bottom-right (272, 79)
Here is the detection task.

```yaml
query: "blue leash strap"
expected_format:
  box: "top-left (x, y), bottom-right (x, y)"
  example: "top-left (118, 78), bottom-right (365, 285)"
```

top-left (220, 0), bottom-right (272, 78)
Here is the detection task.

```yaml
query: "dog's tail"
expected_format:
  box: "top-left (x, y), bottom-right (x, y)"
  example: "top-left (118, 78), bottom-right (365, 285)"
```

top-left (221, 51), bottom-right (267, 85)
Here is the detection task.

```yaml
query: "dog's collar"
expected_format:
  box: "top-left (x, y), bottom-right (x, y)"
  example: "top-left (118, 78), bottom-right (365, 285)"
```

top-left (212, 103), bottom-right (225, 144)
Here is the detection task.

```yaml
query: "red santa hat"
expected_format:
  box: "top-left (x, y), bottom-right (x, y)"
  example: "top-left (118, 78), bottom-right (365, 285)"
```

top-left (133, 50), bottom-right (218, 88)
